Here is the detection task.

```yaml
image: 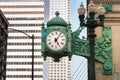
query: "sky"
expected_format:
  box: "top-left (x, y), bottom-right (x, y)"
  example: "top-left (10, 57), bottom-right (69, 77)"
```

top-left (71, 0), bottom-right (86, 31)
top-left (70, 0), bottom-right (88, 80)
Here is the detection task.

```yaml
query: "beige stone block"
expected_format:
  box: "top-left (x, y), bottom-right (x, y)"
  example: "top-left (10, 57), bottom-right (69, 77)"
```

top-left (113, 5), bottom-right (120, 12)
top-left (112, 26), bottom-right (120, 74)
top-left (95, 27), bottom-right (102, 38)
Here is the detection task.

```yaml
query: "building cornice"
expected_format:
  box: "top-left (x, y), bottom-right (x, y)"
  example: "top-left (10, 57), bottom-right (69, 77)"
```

top-left (93, 0), bottom-right (120, 4)
top-left (104, 12), bottom-right (120, 26)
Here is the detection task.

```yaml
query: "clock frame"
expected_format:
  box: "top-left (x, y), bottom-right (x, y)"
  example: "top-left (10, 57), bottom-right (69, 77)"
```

top-left (41, 11), bottom-right (72, 61)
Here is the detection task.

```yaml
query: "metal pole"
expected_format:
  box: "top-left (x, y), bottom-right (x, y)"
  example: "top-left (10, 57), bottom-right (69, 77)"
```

top-left (32, 34), bottom-right (34, 80)
top-left (88, 27), bottom-right (96, 80)
top-left (87, 1), bottom-right (90, 80)
top-left (88, 58), bottom-right (91, 80)
top-left (7, 28), bottom-right (35, 80)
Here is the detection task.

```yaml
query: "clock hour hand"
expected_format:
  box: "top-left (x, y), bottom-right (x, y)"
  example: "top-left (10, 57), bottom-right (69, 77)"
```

top-left (54, 38), bottom-right (61, 47)
top-left (54, 32), bottom-right (61, 42)
top-left (54, 38), bottom-right (57, 42)
top-left (54, 38), bottom-right (60, 46)
top-left (54, 32), bottom-right (62, 47)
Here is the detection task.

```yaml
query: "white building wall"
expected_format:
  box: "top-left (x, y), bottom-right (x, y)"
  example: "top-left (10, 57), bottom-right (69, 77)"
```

top-left (0, 1), bottom-right (44, 80)
top-left (48, 0), bottom-right (71, 80)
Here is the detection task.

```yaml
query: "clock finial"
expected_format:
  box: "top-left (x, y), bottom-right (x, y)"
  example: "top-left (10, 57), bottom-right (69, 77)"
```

top-left (55, 11), bottom-right (60, 17)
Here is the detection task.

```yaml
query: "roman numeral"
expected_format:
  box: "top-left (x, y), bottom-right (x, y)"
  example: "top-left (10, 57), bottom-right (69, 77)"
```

top-left (51, 32), bottom-right (54, 35)
top-left (48, 36), bottom-right (52, 38)
top-left (48, 42), bottom-right (51, 45)
top-left (62, 39), bottom-right (65, 41)
top-left (55, 45), bottom-right (57, 49)
top-left (51, 44), bottom-right (54, 47)
top-left (55, 31), bottom-right (58, 35)
top-left (61, 42), bottom-right (64, 45)
top-left (47, 39), bottom-right (51, 41)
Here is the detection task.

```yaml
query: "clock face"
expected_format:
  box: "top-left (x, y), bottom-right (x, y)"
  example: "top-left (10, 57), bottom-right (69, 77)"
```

top-left (46, 31), bottom-right (66, 51)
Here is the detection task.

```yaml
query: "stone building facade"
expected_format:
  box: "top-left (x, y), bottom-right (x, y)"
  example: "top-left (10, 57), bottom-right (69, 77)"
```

top-left (93, 0), bottom-right (120, 80)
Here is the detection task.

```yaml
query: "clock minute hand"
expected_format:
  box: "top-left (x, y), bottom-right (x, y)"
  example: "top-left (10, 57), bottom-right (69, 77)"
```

top-left (54, 33), bottom-right (61, 42)
top-left (56, 41), bottom-right (61, 47)
top-left (55, 32), bottom-right (62, 47)
top-left (54, 37), bottom-right (61, 47)
top-left (56, 32), bottom-right (62, 39)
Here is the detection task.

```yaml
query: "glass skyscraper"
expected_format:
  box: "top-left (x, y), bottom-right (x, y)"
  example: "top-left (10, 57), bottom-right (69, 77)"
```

top-left (46, 0), bottom-right (71, 80)
top-left (0, 0), bottom-right (44, 80)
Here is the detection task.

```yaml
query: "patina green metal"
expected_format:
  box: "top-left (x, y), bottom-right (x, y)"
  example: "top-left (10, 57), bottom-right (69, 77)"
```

top-left (71, 26), bottom-right (112, 75)
top-left (103, 4), bottom-right (112, 12)
top-left (72, 26), bottom-right (89, 57)
top-left (41, 11), bottom-right (72, 62)
top-left (41, 23), bottom-right (45, 53)
top-left (47, 11), bottom-right (67, 27)
top-left (42, 11), bottom-right (112, 74)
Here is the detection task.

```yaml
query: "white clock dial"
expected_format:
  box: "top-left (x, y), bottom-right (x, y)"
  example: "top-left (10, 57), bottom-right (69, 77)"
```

top-left (46, 31), bottom-right (66, 51)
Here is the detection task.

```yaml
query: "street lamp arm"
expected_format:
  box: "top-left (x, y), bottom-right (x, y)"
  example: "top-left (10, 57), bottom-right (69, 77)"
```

top-left (8, 28), bottom-right (32, 39)
top-left (7, 27), bottom-right (34, 80)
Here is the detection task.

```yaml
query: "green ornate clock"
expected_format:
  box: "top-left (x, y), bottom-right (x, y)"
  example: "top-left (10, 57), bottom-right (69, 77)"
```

top-left (41, 11), bottom-right (72, 62)
top-left (42, 11), bottom-right (112, 75)
top-left (42, 8), bottom-right (113, 75)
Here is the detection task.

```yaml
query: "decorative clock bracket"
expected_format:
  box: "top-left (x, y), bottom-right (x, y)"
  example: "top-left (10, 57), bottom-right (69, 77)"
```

top-left (71, 25), bottom-right (112, 75)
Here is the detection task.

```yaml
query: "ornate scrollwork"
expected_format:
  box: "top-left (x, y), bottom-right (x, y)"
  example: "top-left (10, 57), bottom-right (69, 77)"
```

top-left (95, 26), bottom-right (112, 74)
top-left (103, 4), bottom-right (112, 12)
top-left (72, 26), bottom-right (112, 74)
top-left (71, 26), bottom-right (89, 57)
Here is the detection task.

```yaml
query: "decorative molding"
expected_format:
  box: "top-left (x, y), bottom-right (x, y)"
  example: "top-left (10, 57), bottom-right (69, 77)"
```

top-left (93, 0), bottom-right (120, 4)
top-left (103, 4), bottom-right (112, 12)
